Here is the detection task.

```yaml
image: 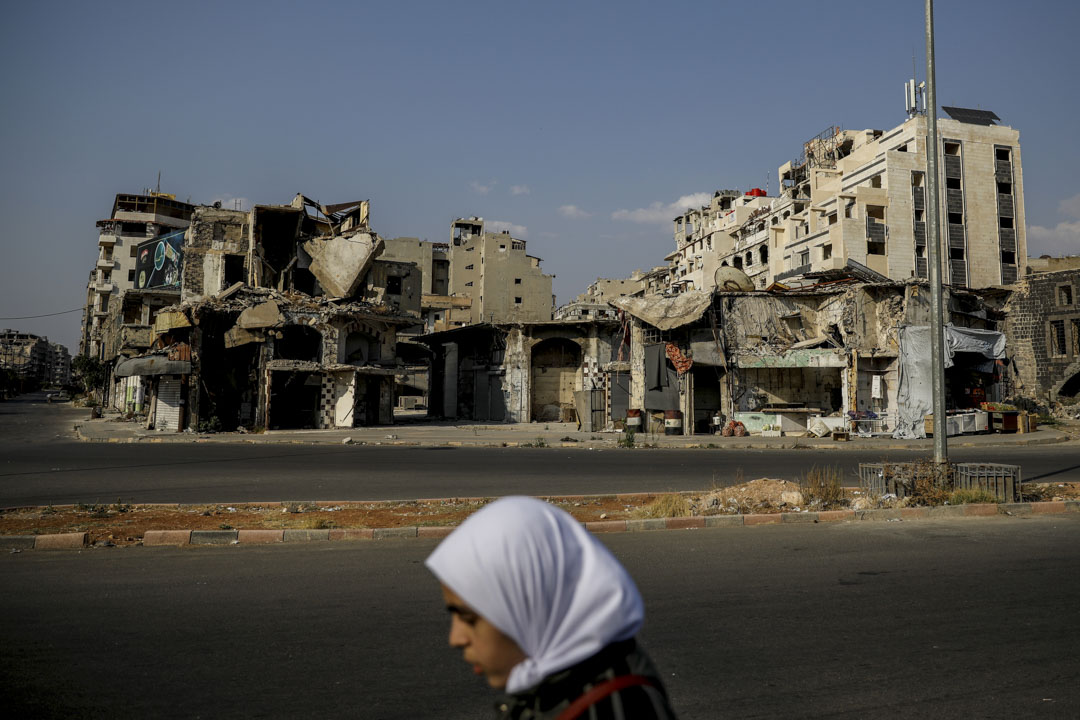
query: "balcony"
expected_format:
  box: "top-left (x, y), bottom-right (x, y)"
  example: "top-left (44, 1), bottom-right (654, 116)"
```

top-left (94, 281), bottom-right (115, 294)
top-left (96, 256), bottom-right (114, 270)
top-left (97, 234), bottom-right (117, 245)
top-left (119, 325), bottom-right (152, 351)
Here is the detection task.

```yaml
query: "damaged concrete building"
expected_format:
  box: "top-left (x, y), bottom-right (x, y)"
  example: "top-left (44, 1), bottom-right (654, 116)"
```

top-left (419, 317), bottom-right (626, 428)
top-left (607, 274), bottom-right (1008, 438)
top-left (108, 195), bottom-right (417, 431)
top-left (660, 107), bottom-right (1027, 295)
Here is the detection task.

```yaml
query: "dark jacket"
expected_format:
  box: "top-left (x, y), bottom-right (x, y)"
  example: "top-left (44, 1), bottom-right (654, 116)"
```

top-left (493, 639), bottom-right (678, 720)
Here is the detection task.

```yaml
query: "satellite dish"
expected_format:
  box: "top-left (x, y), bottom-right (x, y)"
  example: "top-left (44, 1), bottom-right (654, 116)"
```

top-left (713, 266), bottom-right (755, 292)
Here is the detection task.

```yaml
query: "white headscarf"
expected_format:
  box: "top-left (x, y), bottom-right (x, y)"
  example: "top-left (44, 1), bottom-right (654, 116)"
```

top-left (426, 496), bottom-right (645, 694)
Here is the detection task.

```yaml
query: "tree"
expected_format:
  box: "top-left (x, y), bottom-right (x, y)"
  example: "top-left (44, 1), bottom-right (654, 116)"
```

top-left (72, 355), bottom-right (108, 395)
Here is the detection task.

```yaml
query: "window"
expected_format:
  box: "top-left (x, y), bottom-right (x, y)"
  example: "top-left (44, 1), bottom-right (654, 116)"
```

top-left (130, 245), bottom-right (138, 257)
top-left (465, 281), bottom-right (473, 287)
top-left (1001, 250), bottom-right (1016, 265)
top-left (465, 264), bottom-right (474, 270)
top-left (944, 141), bottom-right (961, 156)
top-left (1059, 285), bottom-right (1074, 306)
top-left (128, 269), bottom-right (135, 282)
top-left (386, 276), bottom-right (402, 295)
top-left (799, 250), bottom-right (810, 266)
top-left (828, 213), bottom-right (837, 225)
top-left (996, 147), bottom-right (1011, 162)
top-left (514, 297), bottom-right (522, 304)
top-left (1051, 319), bottom-right (1067, 356)
top-left (999, 216), bottom-right (1014, 229)
top-left (822, 244), bottom-right (832, 260)
top-left (759, 246), bottom-right (768, 264)
top-left (870, 175), bottom-right (882, 189)
top-left (514, 278), bottom-right (521, 284)
top-left (997, 181), bottom-right (1012, 195)
top-left (946, 177), bottom-right (962, 190)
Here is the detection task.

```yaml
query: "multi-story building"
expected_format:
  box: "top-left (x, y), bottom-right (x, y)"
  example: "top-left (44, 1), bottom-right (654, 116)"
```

top-left (658, 107), bottom-right (1026, 294)
top-left (81, 192), bottom-right (194, 359)
top-left (555, 273), bottom-right (646, 321)
top-left (382, 218), bottom-right (554, 330)
top-left (0, 330), bottom-right (68, 388)
top-left (448, 218), bottom-right (554, 325)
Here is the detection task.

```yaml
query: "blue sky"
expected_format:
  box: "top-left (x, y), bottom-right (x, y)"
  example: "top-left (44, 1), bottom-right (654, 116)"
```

top-left (2, 0), bottom-right (1079, 352)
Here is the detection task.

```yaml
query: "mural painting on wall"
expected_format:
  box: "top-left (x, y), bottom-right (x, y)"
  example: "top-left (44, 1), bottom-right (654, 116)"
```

top-left (135, 229), bottom-right (184, 289)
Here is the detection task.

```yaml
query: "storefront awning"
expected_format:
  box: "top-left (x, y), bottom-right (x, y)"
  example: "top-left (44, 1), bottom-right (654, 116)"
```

top-left (115, 357), bottom-right (191, 377)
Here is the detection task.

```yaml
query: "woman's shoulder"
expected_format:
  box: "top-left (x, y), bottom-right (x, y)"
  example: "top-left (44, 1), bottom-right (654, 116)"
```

top-left (498, 639), bottom-right (678, 720)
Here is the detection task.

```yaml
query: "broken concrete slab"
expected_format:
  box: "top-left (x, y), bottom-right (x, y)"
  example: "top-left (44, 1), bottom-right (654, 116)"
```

top-left (302, 232), bottom-right (384, 298)
top-left (237, 300), bottom-right (283, 329)
top-left (224, 325), bottom-right (264, 348)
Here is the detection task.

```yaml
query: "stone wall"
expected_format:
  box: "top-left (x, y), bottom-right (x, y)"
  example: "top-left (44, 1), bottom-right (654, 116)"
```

top-left (1004, 268), bottom-right (1080, 400)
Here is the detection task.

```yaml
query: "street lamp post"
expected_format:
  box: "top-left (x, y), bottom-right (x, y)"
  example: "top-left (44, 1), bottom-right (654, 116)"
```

top-left (925, 0), bottom-right (948, 464)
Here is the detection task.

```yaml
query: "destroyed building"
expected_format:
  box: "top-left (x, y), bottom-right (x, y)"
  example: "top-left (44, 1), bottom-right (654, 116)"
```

top-left (105, 195), bottom-right (416, 431)
top-left (382, 217), bottom-right (555, 331)
top-left (661, 107), bottom-right (1027, 295)
top-left (419, 318), bottom-right (624, 428)
top-left (602, 272), bottom-right (1008, 438)
top-left (1, 330), bottom-right (71, 389)
top-left (1004, 267), bottom-right (1080, 403)
top-left (81, 192), bottom-right (194, 360)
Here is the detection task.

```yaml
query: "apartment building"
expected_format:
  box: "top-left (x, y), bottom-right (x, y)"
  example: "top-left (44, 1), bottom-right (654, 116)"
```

top-left (0, 330), bottom-right (70, 387)
top-left (659, 107), bottom-right (1025, 294)
top-left (81, 192), bottom-right (194, 359)
top-left (382, 218), bottom-right (554, 331)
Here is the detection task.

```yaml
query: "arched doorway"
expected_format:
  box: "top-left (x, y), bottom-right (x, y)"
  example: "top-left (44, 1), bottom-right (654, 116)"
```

top-left (530, 338), bottom-right (582, 422)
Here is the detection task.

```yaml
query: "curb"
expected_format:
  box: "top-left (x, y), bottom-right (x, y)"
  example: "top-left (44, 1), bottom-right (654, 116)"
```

top-left (5, 501), bottom-right (1078, 552)
top-left (71, 421), bottom-right (1072, 450)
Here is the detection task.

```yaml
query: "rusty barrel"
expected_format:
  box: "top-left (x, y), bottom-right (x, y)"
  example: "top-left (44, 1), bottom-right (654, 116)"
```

top-left (626, 408), bottom-right (643, 431)
top-left (664, 409), bottom-right (683, 435)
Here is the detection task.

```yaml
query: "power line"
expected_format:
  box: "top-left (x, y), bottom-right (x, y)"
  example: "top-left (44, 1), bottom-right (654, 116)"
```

top-left (0, 308), bottom-right (84, 320)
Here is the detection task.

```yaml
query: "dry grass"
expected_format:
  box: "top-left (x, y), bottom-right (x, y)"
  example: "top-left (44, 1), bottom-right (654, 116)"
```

top-left (631, 494), bottom-right (692, 519)
top-left (800, 465), bottom-right (845, 509)
top-left (947, 488), bottom-right (1000, 505)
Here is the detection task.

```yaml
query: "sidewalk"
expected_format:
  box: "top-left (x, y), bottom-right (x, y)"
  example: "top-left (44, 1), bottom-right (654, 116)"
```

top-left (73, 410), bottom-right (1075, 450)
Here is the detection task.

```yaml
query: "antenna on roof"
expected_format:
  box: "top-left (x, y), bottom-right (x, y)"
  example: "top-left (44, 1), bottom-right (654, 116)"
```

top-left (156, 170), bottom-right (161, 194)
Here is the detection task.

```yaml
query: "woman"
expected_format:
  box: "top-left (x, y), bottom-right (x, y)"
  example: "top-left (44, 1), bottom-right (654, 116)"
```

top-left (426, 496), bottom-right (678, 719)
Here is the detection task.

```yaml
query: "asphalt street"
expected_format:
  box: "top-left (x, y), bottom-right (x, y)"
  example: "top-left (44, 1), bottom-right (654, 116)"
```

top-left (3, 515), bottom-right (1078, 718)
top-left (2, 394), bottom-right (1079, 507)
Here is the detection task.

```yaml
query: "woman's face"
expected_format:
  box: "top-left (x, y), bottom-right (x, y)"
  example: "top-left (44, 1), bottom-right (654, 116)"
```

top-left (441, 584), bottom-right (526, 689)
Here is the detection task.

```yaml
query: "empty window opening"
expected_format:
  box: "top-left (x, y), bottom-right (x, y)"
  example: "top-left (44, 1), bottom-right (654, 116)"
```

top-left (866, 205), bottom-right (885, 221)
top-left (223, 255), bottom-right (245, 287)
top-left (870, 175), bottom-right (882, 189)
top-left (514, 297), bottom-right (522, 304)
top-left (1059, 285), bottom-right (1074, 306)
top-left (828, 213), bottom-right (838, 225)
top-left (997, 181), bottom-right (1012, 195)
top-left (386, 276), bottom-right (402, 295)
top-left (949, 247), bottom-right (966, 260)
top-left (948, 212), bottom-right (964, 225)
top-left (733, 256), bottom-right (743, 270)
top-left (944, 142), bottom-right (961, 156)
top-left (344, 328), bottom-right (380, 364)
top-left (946, 177), bottom-right (962, 190)
top-left (745, 251), bottom-right (753, 266)
top-left (868, 240), bottom-right (886, 256)
top-left (1051, 319), bottom-right (1067, 356)
top-left (995, 148), bottom-right (1011, 162)
top-left (1001, 250), bottom-right (1016, 265)
top-left (999, 216), bottom-right (1014, 229)
top-left (274, 326), bottom-right (322, 362)
top-left (759, 246), bottom-right (769, 264)
top-left (822, 244), bottom-right (833, 260)
top-left (514, 278), bottom-right (522, 284)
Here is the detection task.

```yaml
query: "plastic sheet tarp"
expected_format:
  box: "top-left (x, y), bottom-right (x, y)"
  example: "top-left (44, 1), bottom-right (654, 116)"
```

top-left (892, 325), bottom-right (1006, 439)
top-left (611, 291), bottom-right (712, 331)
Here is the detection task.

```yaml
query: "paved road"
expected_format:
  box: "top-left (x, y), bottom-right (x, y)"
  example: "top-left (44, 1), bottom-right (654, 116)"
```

top-left (2, 393), bottom-right (1079, 507)
top-left (3, 515), bottom-right (1078, 718)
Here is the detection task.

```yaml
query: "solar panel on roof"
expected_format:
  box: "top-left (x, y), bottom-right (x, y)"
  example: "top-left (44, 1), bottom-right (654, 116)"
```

top-left (941, 106), bottom-right (1001, 125)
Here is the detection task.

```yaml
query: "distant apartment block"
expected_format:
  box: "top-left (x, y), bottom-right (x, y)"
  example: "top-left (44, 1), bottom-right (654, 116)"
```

top-left (382, 218), bottom-right (554, 332)
top-left (661, 108), bottom-right (1026, 293)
